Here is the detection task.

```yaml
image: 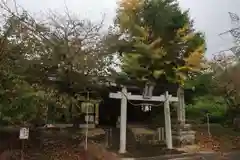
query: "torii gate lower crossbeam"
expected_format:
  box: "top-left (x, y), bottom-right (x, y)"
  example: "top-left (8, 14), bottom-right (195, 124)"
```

top-left (109, 87), bottom-right (178, 154)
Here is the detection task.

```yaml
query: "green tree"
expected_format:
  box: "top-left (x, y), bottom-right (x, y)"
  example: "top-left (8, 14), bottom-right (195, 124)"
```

top-left (0, 2), bottom-right (114, 125)
top-left (184, 53), bottom-right (240, 123)
top-left (186, 95), bottom-right (227, 123)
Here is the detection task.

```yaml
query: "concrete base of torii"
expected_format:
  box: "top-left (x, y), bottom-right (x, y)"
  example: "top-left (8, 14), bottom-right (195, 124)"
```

top-left (173, 87), bottom-right (196, 146)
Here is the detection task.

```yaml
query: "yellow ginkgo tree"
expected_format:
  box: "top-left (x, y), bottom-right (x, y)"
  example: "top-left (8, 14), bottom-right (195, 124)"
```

top-left (114, 0), bottom-right (206, 87)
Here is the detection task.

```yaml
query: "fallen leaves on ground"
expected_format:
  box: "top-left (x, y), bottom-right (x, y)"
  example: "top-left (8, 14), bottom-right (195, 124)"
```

top-left (0, 129), bottom-right (119, 160)
top-left (195, 125), bottom-right (240, 153)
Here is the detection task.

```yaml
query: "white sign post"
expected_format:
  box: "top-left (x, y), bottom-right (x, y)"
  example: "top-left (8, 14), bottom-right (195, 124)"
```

top-left (19, 127), bottom-right (29, 160)
top-left (19, 128), bottom-right (29, 140)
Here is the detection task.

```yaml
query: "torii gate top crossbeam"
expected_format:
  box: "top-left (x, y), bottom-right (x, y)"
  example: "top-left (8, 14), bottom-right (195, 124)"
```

top-left (109, 92), bottom-right (178, 102)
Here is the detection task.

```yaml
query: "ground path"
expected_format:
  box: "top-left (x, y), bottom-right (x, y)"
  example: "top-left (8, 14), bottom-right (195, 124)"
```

top-left (0, 124), bottom-right (238, 159)
top-left (120, 124), bottom-right (240, 160)
top-left (168, 151), bottom-right (240, 160)
top-left (121, 151), bottom-right (240, 160)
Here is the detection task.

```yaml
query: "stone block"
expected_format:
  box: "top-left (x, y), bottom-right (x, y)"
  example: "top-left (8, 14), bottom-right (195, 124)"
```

top-left (172, 123), bottom-right (196, 147)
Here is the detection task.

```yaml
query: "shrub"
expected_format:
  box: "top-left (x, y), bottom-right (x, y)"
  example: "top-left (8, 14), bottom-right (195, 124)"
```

top-left (186, 95), bottom-right (227, 123)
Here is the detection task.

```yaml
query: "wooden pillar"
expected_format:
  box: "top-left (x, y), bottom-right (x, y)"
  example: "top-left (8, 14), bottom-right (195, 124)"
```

top-left (177, 87), bottom-right (185, 125)
top-left (164, 91), bottom-right (173, 149)
top-left (119, 87), bottom-right (127, 154)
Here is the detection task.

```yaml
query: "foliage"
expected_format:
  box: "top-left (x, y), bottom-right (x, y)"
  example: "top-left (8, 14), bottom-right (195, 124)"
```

top-left (184, 72), bottom-right (213, 93)
top-left (184, 53), bottom-right (240, 123)
top-left (0, 70), bottom-right (78, 125)
top-left (186, 95), bottom-right (227, 122)
top-left (183, 70), bottom-right (215, 104)
top-left (0, 73), bottom-right (45, 125)
top-left (110, 0), bottom-right (206, 86)
top-left (1, 10), bottom-right (113, 91)
top-left (0, 2), bottom-right (114, 125)
top-left (211, 54), bottom-right (240, 109)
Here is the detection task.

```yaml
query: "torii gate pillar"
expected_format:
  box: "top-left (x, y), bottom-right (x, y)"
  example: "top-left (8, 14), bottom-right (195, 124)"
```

top-left (119, 87), bottom-right (127, 154)
top-left (164, 91), bottom-right (173, 149)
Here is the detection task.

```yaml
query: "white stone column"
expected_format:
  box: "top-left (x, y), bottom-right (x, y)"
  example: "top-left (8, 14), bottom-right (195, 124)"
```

top-left (164, 91), bottom-right (173, 149)
top-left (177, 87), bottom-right (186, 125)
top-left (119, 87), bottom-right (127, 154)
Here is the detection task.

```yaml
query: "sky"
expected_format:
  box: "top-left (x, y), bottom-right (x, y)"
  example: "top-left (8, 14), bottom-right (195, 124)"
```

top-left (9, 0), bottom-right (240, 59)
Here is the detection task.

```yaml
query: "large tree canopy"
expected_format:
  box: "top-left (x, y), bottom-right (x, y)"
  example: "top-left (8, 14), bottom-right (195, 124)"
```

top-left (110, 0), bottom-right (206, 86)
top-left (0, 2), bottom-right (114, 125)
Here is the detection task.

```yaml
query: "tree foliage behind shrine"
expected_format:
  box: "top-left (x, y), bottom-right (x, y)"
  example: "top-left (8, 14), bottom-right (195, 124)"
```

top-left (107, 0), bottom-right (206, 86)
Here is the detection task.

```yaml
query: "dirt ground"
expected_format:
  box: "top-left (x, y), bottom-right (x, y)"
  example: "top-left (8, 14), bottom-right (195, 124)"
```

top-left (180, 124), bottom-right (240, 154)
top-left (0, 128), bottom-right (119, 160)
top-left (0, 126), bottom-right (183, 159)
top-left (195, 124), bottom-right (240, 152)
top-left (0, 125), bottom-right (239, 160)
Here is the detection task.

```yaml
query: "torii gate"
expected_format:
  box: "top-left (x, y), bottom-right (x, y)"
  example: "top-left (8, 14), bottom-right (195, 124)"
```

top-left (109, 86), bottom-right (184, 154)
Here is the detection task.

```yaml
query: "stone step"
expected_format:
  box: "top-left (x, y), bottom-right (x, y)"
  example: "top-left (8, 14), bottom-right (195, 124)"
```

top-left (172, 124), bottom-right (192, 129)
top-left (172, 134), bottom-right (195, 140)
top-left (172, 130), bottom-right (196, 136)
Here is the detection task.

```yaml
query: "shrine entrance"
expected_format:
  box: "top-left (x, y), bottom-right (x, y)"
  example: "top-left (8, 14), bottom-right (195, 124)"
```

top-left (98, 90), bottom-right (154, 126)
top-left (109, 86), bottom-right (180, 154)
